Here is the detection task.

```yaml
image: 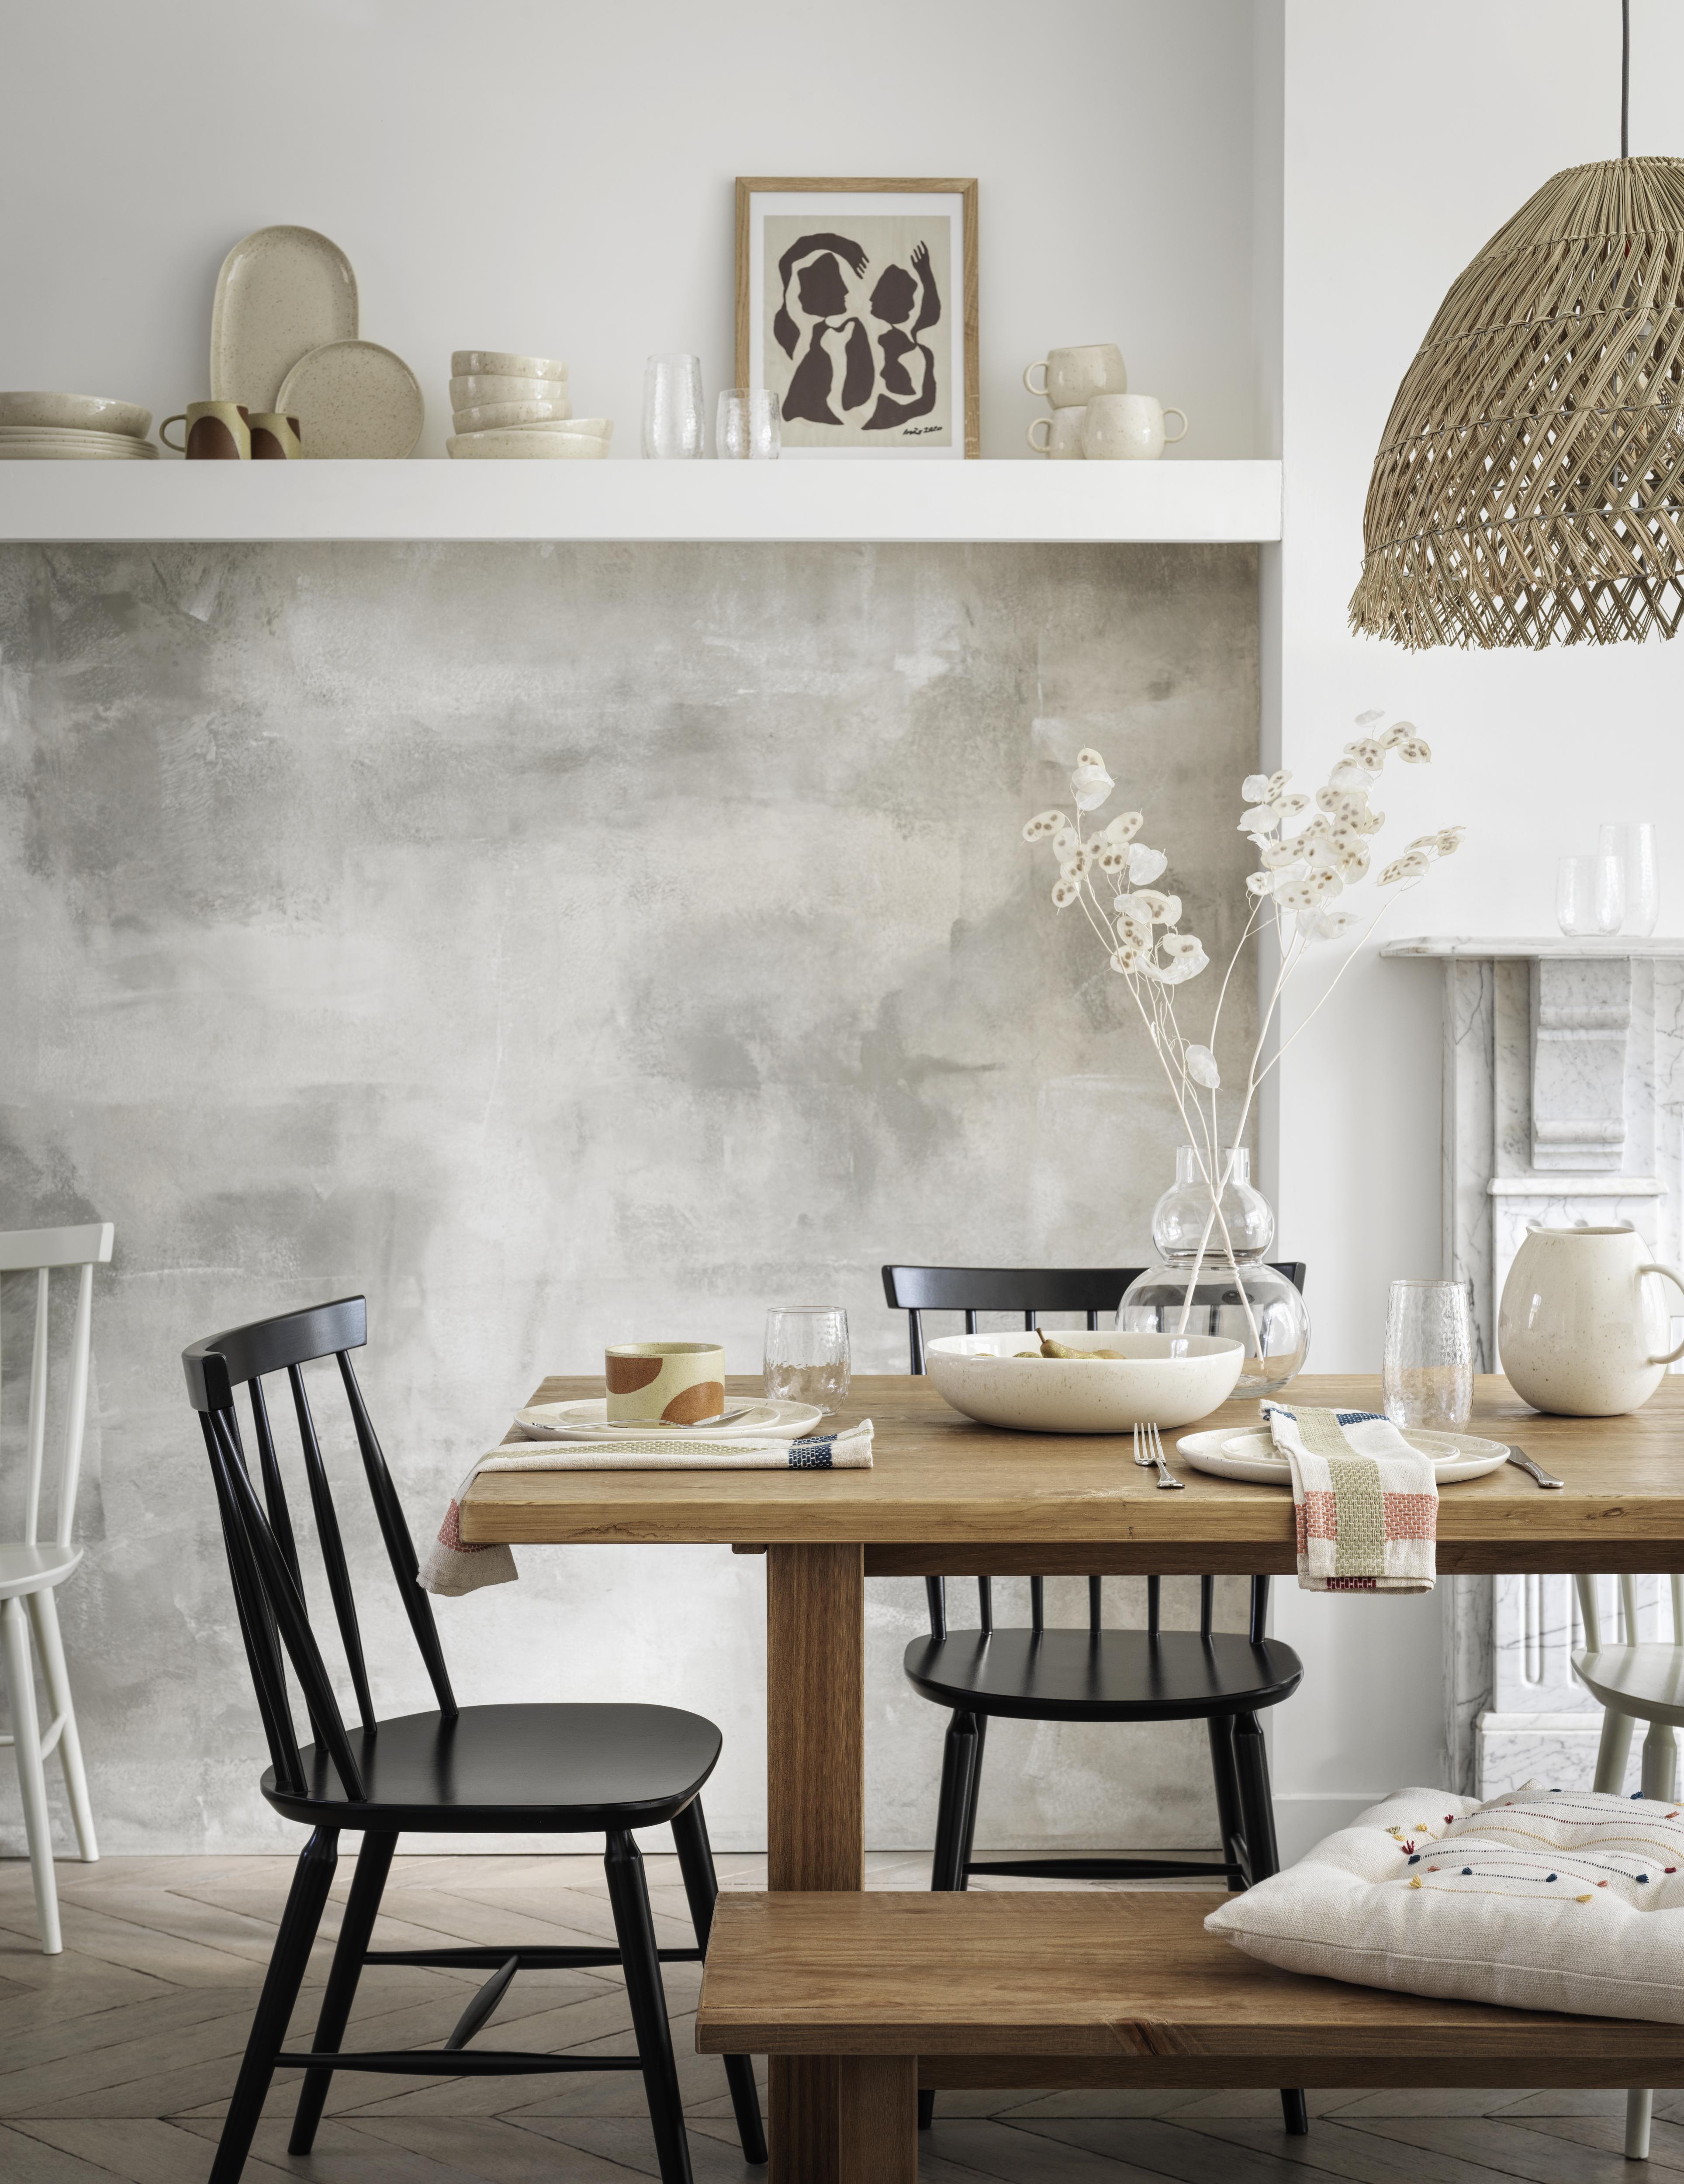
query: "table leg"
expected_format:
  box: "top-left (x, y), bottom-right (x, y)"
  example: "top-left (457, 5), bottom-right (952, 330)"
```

top-left (839, 2056), bottom-right (917, 2183)
top-left (766, 1544), bottom-right (864, 2184)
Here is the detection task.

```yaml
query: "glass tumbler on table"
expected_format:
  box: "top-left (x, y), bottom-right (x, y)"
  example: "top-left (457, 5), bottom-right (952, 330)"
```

top-left (764, 1307), bottom-right (850, 1415)
top-left (1383, 1278), bottom-right (1474, 1430)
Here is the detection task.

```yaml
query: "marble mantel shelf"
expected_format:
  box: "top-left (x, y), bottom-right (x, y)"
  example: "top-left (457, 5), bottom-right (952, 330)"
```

top-left (1384, 936), bottom-right (1684, 959)
top-left (0, 457), bottom-right (1284, 546)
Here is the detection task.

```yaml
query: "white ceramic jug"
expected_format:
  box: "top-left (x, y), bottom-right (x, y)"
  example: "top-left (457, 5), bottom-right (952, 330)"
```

top-left (1497, 1223), bottom-right (1684, 1416)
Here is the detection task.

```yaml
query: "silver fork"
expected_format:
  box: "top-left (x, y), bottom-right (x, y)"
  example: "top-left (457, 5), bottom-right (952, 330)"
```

top-left (1132, 1419), bottom-right (1185, 1490)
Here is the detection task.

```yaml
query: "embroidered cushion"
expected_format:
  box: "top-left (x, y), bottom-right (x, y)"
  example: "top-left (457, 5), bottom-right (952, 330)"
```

top-left (1206, 1781), bottom-right (1684, 2022)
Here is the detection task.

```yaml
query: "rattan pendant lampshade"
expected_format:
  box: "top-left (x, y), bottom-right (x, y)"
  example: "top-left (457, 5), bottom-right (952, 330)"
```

top-left (1350, 11), bottom-right (1684, 650)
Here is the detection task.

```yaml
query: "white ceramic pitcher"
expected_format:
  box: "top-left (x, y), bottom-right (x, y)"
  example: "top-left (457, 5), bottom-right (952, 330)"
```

top-left (1497, 1223), bottom-right (1684, 1416)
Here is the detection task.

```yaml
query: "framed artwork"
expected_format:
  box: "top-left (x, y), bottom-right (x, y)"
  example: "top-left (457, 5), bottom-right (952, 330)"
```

top-left (735, 177), bottom-right (979, 458)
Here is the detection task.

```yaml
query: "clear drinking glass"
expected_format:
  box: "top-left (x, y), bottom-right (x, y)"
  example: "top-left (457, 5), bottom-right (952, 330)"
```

top-left (642, 353), bottom-right (704, 459)
top-left (1556, 853), bottom-right (1626, 937)
top-left (1599, 820), bottom-right (1659, 937)
top-left (716, 388), bottom-right (781, 459)
top-left (764, 1307), bottom-right (850, 1415)
top-left (1383, 1278), bottom-right (1474, 1429)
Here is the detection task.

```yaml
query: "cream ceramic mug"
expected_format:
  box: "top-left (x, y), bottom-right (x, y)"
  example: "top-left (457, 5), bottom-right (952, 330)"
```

top-left (1497, 1223), bottom-right (1684, 1416)
top-left (1022, 344), bottom-right (1127, 409)
top-left (1082, 393), bottom-right (1189, 460)
top-left (605, 1341), bottom-right (727, 1424)
top-left (1027, 407), bottom-right (1086, 458)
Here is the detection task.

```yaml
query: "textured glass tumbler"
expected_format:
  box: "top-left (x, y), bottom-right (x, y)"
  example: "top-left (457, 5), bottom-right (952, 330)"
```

top-left (764, 1307), bottom-right (850, 1415)
top-left (1383, 1278), bottom-right (1474, 1430)
top-left (716, 388), bottom-right (781, 459)
top-left (1556, 853), bottom-right (1625, 937)
top-left (642, 353), bottom-right (704, 458)
top-left (1599, 820), bottom-right (1659, 937)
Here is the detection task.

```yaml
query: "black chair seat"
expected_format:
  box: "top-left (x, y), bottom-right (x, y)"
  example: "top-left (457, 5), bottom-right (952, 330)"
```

top-left (904, 1628), bottom-right (1303, 1724)
top-left (263, 1703), bottom-right (722, 1832)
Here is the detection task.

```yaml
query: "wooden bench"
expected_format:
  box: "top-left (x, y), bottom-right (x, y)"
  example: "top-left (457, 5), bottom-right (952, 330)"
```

top-left (696, 1890), bottom-right (1684, 2181)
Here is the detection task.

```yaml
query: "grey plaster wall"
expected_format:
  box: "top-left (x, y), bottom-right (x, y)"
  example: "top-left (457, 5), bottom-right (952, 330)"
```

top-left (0, 540), bottom-right (1257, 1853)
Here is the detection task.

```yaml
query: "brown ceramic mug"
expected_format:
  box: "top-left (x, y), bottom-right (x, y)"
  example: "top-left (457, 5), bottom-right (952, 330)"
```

top-left (248, 412), bottom-right (303, 460)
top-left (159, 402), bottom-right (250, 458)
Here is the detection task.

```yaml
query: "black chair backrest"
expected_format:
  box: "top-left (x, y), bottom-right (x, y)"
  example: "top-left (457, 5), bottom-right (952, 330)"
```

top-left (882, 1261), bottom-right (1308, 1648)
top-left (182, 1295), bottom-right (456, 1804)
top-left (882, 1262), bottom-right (1307, 1374)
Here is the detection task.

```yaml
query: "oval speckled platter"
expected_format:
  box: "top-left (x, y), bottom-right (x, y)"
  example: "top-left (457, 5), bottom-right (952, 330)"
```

top-left (210, 226), bottom-right (359, 411)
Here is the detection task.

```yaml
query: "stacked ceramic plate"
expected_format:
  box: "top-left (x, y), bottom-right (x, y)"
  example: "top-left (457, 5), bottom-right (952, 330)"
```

top-left (0, 392), bottom-right (156, 459)
top-left (445, 349), bottom-right (611, 460)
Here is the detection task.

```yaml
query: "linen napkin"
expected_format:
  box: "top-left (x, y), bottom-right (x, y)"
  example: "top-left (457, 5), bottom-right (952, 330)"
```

top-left (1262, 1403), bottom-right (1438, 1594)
top-left (419, 1420), bottom-right (875, 1598)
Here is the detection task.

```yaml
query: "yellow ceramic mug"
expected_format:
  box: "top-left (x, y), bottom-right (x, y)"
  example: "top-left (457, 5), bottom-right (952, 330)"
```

top-left (159, 401), bottom-right (250, 458)
top-left (249, 411), bottom-right (303, 460)
top-left (605, 1341), bottom-right (727, 1424)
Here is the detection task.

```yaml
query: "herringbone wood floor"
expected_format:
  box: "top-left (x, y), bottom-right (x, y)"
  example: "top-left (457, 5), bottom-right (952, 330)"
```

top-left (0, 1849), bottom-right (1676, 2181)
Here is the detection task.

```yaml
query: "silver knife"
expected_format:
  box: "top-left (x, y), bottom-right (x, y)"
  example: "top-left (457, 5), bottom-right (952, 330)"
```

top-left (1505, 1445), bottom-right (1564, 1489)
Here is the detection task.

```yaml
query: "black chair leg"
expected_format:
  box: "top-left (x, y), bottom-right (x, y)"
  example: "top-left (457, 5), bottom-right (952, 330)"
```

top-left (1207, 1715), bottom-right (1247, 1888)
top-left (1232, 1713), bottom-right (1306, 2137)
top-left (922, 1712), bottom-right (987, 2130)
top-left (211, 1827), bottom-right (338, 2184)
top-left (288, 1828), bottom-right (396, 2154)
top-left (671, 1799), bottom-right (766, 2166)
top-left (605, 1829), bottom-right (694, 2184)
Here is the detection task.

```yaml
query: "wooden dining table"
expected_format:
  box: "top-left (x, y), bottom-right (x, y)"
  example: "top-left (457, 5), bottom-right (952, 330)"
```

top-left (461, 1370), bottom-right (1684, 2184)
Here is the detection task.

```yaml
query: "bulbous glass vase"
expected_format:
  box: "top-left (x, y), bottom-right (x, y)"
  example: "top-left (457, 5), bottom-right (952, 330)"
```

top-left (1118, 1146), bottom-right (1311, 1396)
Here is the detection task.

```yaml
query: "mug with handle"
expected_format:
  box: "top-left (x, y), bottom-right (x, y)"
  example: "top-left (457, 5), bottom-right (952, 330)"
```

top-left (1082, 393), bottom-right (1188, 460)
top-left (1027, 407), bottom-right (1086, 459)
top-left (1023, 344), bottom-right (1127, 409)
top-left (159, 401), bottom-right (250, 459)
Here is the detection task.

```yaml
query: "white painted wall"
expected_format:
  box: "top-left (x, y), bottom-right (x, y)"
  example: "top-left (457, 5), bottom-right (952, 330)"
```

top-left (1265, 0), bottom-right (1684, 1854)
top-left (0, 0), bottom-right (1259, 462)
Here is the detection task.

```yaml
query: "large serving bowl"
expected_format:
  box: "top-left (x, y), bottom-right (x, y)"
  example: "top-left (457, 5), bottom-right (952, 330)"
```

top-left (925, 1329), bottom-right (1245, 1434)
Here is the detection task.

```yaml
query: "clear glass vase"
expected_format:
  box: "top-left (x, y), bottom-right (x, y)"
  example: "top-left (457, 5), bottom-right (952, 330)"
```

top-left (1118, 1146), bottom-right (1311, 1396)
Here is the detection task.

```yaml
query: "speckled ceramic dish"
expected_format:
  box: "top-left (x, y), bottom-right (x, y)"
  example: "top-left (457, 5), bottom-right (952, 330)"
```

top-left (925, 1329), bottom-right (1245, 1434)
top-left (0, 392), bottom-right (151, 436)
top-left (211, 226), bottom-right (359, 410)
top-left (451, 351), bottom-right (567, 383)
top-left (450, 373), bottom-right (568, 411)
top-left (451, 397), bottom-right (574, 433)
top-left (0, 427), bottom-right (156, 459)
top-left (446, 427), bottom-right (612, 460)
top-left (456, 414), bottom-right (609, 438)
top-left (276, 340), bottom-right (423, 459)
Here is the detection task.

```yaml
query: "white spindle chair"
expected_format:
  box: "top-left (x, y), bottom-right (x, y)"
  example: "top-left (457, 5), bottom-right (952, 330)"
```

top-left (1, 1221), bottom-right (112, 1952)
top-left (1573, 1571), bottom-right (1684, 2161)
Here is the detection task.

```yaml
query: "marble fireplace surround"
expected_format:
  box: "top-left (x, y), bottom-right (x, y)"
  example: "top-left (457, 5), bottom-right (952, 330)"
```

top-left (1383, 936), bottom-right (1684, 1798)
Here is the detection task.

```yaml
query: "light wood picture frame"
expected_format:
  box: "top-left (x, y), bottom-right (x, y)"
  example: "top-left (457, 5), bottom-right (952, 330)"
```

top-left (735, 177), bottom-right (979, 458)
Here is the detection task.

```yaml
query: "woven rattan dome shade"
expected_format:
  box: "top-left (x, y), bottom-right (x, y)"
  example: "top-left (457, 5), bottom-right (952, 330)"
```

top-left (1350, 156), bottom-right (1684, 648)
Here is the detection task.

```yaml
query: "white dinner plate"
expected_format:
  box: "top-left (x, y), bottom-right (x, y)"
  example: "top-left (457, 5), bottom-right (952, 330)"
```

top-left (515, 1396), bottom-right (824, 1442)
top-left (1175, 1424), bottom-right (1511, 1485)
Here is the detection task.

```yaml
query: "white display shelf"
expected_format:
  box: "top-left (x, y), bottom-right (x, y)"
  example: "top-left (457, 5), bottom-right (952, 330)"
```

top-left (1383, 936), bottom-right (1684, 959)
top-left (0, 458), bottom-right (1282, 546)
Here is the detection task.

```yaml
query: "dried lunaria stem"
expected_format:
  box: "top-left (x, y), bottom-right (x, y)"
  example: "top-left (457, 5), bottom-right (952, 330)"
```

top-left (1022, 719), bottom-right (1462, 1336)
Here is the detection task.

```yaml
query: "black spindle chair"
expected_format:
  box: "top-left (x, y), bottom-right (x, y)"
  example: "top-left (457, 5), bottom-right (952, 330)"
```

top-left (182, 1296), bottom-right (765, 2184)
top-left (882, 1263), bottom-right (1309, 2139)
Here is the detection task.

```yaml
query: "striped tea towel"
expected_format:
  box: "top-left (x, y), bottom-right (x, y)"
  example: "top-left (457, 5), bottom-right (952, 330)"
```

top-left (1262, 1403), bottom-right (1437, 1594)
top-left (418, 1420), bottom-right (874, 1598)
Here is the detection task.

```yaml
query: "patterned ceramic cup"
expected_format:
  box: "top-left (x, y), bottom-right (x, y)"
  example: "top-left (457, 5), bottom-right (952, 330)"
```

top-left (159, 402), bottom-right (250, 458)
top-left (605, 1342), bottom-right (727, 1424)
top-left (249, 412), bottom-right (303, 460)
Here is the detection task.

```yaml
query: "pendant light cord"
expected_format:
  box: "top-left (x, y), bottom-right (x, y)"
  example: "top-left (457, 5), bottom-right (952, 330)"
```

top-left (1622, 0), bottom-right (1631, 157)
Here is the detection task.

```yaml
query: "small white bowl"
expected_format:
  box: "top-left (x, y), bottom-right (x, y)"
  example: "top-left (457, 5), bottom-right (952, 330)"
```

top-left (446, 428), bottom-right (611, 460)
top-left (450, 373), bottom-right (567, 410)
top-left (925, 1329), bottom-right (1245, 1434)
top-left (451, 351), bottom-right (567, 383)
top-left (453, 397), bottom-right (574, 433)
top-left (0, 390), bottom-right (151, 436)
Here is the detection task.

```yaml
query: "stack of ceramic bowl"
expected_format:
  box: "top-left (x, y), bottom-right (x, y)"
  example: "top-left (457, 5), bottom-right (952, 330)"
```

top-left (445, 350), bottom-right (611, 460)
top-left (0, 392), bottom-right (156, 459)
